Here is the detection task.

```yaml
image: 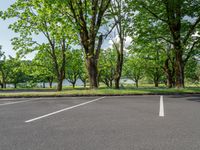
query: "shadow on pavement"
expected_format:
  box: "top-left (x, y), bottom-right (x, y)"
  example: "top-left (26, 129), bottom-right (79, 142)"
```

top-left (169, 94), bottom-right (200, 102)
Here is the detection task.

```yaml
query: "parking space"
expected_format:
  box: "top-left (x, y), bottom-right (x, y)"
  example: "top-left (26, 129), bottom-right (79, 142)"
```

top-left (0, 95), bottom-right (200, 150)
top-left (0, 97), bottom-right (100, 124)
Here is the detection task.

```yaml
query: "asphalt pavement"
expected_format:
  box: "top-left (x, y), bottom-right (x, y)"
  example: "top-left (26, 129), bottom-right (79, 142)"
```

top-left (0, 95), bottom-right (200, 150)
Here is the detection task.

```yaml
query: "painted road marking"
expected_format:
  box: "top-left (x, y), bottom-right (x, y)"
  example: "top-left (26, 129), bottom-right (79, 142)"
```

top-left (0, 99), bottom-right (40, 106)
top-left (159, 95), bottom-right (164, 117)
top-left (25, 97), bottom-right (105, 123)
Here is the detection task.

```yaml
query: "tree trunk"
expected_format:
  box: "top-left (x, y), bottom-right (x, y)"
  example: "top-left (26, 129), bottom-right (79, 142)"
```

top-left (135, 80), bottom-right (139, 88)
top-left (86, 57), bottom-right (98, 89)
top-left (164, 58), bottom-right (174, 88)
top-left (104, 79), bottom-right (109, 88)
top-left (2, 78), bottom-right (6, 89)
top-left (0, 83), bottom-right (3, 88)
top-left (14, 83), bottom-right (17, 89)
top-left (83, 81), bottom-right (86, 88)
top-left (3, 83), bottom-right (6, 88)
top-left (114, 77), bottom-right (120, 89)
top-left (57, 77), bottom-right (63, 91)
top-left (155, 82), bottom-right (159, 87)
top-left (167, 76), bottom-right (173, 88)
top-left (51, 38), bottom-right (66, 92)
top-left (42, 82), bottom-right (45, 88)
top-left (154, 79), bottom-right (159, 87)
top-left (97, 72), bottom-right (101, 87)
top-left (114, 42), bottom-right (124, 89)
top-left (49, 81), bottom-right (53, 88)
top-left (80, 78), bottom-right (87, 88)
top-left (153, 68), bottom-right (160, 88)
top-left (48, 77), bottom-right (53, 88)
top-left (72, 82), bottom-right (75, 88)
top-left (172, 36), bottom-right (184, 88)
top-left (166, 1), bottom-right (184, 88)
top-left (114, 53), bottom-right (123, 89)
top-left (110, 80), bottom-right (113, 88)
top-left (167, 76), bottom-right (174, 88)
top-left (175, 52), bottom-right (184, 88)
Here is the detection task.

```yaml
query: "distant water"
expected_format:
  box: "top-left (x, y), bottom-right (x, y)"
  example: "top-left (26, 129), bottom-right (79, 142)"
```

top-left (5, 79), bottom-right (84, 88)
top-left (37, 79), bottom-right (84, 88)
top-left (5, 78), bottom-right (134, 88)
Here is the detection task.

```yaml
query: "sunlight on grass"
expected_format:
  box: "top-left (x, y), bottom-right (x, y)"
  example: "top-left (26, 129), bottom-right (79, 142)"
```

top-left (0, 87), bottom-right (199, 97)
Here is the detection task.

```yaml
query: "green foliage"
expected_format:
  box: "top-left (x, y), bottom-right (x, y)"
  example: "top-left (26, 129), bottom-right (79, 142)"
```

top-left (185, 58), bottom-right (199, 84)
top-left (127, 0), bottom-right (200, 88)
top-left (99, 48), bottom-right (116, 87)
top-left (123, 56), bottom-right (145, 87)
top-left (0, 52), bottom-right (30, 88)
top-left (66, 49), bottom-right (85, 88)
top-left (32, 50), bottom-right (55, 85)
top-left (1, 0), bottom-right (200, 90)
top-left (7, 58), bottom-right (27, 85)
top-left (3, 0), bottom-right (77, 91)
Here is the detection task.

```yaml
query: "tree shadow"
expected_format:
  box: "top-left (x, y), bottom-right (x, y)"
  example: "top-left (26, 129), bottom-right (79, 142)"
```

top-left (169, 94), bottom-right (200, 102)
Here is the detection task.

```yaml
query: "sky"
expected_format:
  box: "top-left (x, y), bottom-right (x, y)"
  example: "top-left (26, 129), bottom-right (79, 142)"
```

top-left (0, 0), bottom-right (17, 57)
top-left (0, 0), bottom-right (40, 60)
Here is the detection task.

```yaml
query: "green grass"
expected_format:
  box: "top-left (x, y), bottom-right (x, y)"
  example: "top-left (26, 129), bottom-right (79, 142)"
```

top-left (0, 87), bottom-right (199, 98)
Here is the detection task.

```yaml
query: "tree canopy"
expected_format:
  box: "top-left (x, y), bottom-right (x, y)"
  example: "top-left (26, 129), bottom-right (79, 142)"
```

top-left (0, 0), bottom-right (199, 90)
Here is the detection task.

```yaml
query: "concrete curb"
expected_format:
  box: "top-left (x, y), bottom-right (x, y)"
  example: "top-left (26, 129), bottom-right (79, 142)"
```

top-left (0, 93), bottom-right (200, 99)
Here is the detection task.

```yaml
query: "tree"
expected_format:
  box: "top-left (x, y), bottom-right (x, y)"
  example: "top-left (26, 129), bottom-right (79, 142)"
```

top-left (128, 36), bottom-right (165, 87)
top-left (0, 50), bottom-right (7, 88)
top-left (64, 0), bottom-right (111, 89)
top-left (6, 58), bottom-right (28, 88)
top-left (66, 49), bottom-right (84, 88)
top-left (79, 67), bottom-right (88, 88)
top-left (99, 48), bottom-right (116, 88)
top-left (0, 55), bottom-right (23, 88)
top-left (145, 60), bottom-right (164, 87)
top-left (32, 50), bottom-right (55, 88)
top-left (18, 60), bottom-right (39, 88)
top-left (195, 63), bottom-right (200, 86)
top-left (3, 0), bottom-right (75, 91)
top-left (185, 57), bottom-right (199, 85)
top-left (128, 0), bottom-right (200, 88)
top-left (123, 56), bottom-right (145, 88)
top-left (108, 0), bottom-right (130, 89)
top-left (161, 44), bottom-right (176, 88)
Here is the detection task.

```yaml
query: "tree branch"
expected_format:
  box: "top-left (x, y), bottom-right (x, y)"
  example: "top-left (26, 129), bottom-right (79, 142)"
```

top-left (141, 2), bottom-right (168, 23)
top-left (157, 36), bottom-right (174, 44)
top-left (184, 39), bottom-right (200, 64)
top-left (183, 16), bottom-right (200, 45)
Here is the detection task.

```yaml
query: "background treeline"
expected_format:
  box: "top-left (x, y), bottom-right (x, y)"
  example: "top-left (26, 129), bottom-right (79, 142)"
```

top-left (0, 0), bottom-right (199, 91)
top-left (0, 46), bottom-right (199, 89)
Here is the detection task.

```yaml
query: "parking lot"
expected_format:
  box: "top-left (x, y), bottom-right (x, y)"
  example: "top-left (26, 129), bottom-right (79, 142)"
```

top-left (0, 95), bottom-right (200, 150)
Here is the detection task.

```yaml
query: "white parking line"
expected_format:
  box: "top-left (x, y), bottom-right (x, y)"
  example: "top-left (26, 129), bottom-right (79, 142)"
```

top-left (0, 100), bottom-right (33, 106)
top-left (0, 98), bottom-right (42, 106)
top-left (25, 97), bottom-right (105, 123)
top-left (159, 95), bottom-right (164, 117)
top-left (0, 98), bottom-right (31, 101)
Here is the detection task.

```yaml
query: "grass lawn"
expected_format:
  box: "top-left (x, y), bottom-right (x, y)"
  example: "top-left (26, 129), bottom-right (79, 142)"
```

top-left (0, 87), bottom-right (199, 98)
